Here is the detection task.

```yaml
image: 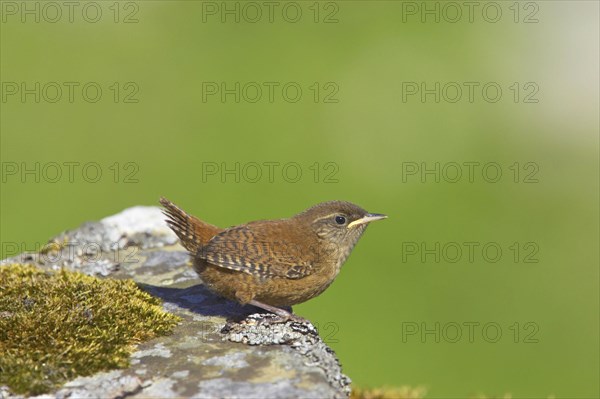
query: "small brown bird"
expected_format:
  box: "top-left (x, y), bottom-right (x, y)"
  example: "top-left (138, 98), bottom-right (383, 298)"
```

top-left (160, 197), bottom-right (386, 321)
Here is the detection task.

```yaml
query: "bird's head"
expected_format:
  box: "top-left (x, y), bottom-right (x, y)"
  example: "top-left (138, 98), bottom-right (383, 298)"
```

top-left (294, 200), bottom-right (387, 264)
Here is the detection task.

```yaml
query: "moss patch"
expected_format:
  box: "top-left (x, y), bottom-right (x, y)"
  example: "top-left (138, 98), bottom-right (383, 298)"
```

top-left (0, 264), bottom-right (180, 395)
top-left (351, 386), bottom-right (427, 399)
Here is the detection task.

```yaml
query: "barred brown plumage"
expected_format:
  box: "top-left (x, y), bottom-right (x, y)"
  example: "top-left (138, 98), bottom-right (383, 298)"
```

top-left (200, 225), bottom-right (314, 279)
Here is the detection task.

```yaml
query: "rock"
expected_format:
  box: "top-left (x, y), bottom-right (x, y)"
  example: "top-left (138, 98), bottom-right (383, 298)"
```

top-left (0, 206), bottom-right (352, 399)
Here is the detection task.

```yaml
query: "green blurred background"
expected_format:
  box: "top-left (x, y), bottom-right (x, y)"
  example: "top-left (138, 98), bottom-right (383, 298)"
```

top-left (1, 1), bottom-right (598, 397)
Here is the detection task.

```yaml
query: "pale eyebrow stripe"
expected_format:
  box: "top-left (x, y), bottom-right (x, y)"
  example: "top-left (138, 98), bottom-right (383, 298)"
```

top-left (312, 213), bottom-right (345, 223)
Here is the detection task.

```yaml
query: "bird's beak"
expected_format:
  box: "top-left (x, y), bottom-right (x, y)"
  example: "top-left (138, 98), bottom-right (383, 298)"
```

top-left (347, 213), bottom-right (388, 228)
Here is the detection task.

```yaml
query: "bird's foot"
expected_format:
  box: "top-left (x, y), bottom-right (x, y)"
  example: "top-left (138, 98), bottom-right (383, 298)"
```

top-left (246, 299), bottom-right (309, 325)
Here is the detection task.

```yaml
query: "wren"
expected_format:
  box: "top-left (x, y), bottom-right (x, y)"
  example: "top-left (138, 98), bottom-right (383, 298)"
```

top-left (160, 197), bottom-right (386, 322)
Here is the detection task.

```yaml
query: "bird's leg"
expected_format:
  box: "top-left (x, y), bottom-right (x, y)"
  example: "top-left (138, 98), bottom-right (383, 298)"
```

top-left (248, 299), bottom-right (308, 324)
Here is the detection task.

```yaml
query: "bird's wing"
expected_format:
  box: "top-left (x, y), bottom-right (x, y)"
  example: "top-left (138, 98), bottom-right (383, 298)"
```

top-left (199, 224), bottom-right (314, 279)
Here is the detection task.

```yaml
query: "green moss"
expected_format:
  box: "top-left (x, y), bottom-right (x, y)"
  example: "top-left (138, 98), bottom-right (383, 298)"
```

top-left (351, 387), bottom-right (543, 399)
top-left (0, 264), bottom-right (180, 395)
top-left (351, 385), bottom-right (427, 399)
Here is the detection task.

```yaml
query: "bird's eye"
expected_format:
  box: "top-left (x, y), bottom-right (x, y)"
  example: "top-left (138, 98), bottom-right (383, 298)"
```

top-left (335, 216), bottom-right (346, 225)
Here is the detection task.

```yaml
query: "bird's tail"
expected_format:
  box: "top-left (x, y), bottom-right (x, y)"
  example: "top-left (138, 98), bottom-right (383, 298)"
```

top-left (159, 197), bottom-right (223, 254)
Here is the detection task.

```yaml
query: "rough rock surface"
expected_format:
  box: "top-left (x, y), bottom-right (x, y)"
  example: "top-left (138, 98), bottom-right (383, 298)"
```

top-left (1, 206), bottom-right (351, 399)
